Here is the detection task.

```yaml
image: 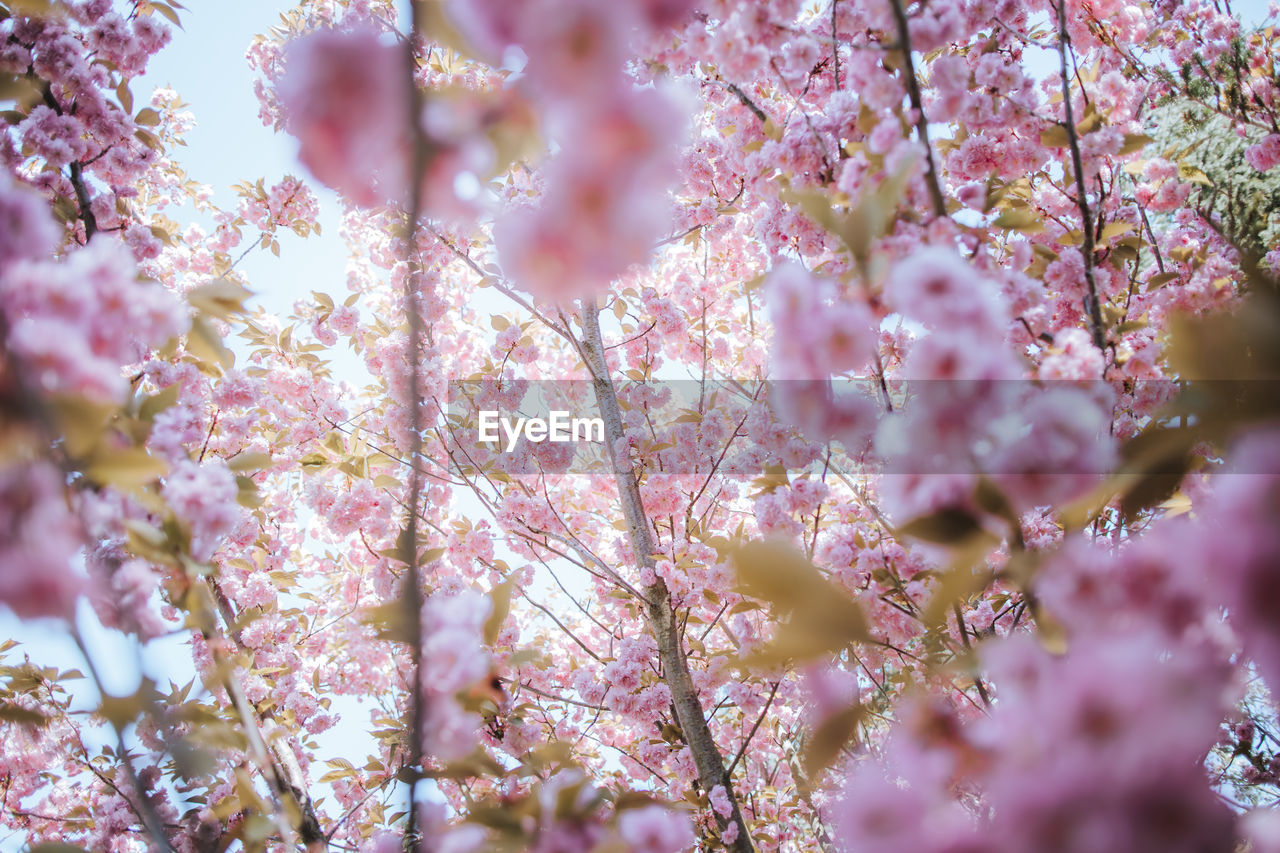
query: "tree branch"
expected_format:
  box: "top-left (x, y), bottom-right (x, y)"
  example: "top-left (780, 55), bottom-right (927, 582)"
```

top-left (578, 299), bottom-right (756, 852)
top-left (207, 581), bottom-right (327, 847)
top-left (402, 6), bottom-right (430, 848)
top-left (727, 681), bottom-right (780, 777)
top-left (1054, 0), bottom-right (1107, 354)
top-left (886, 0), bottom-right (948, 219)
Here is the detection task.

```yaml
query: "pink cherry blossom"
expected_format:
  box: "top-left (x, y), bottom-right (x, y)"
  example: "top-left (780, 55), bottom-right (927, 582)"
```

top-left (277, 26), bottom-right (409, 207)
top-left (161, 459), bottom-right (241, 562)
top-left (0, 461), bottom-right (83, 620)
top-left (617, 805), bottom-right (694, 853)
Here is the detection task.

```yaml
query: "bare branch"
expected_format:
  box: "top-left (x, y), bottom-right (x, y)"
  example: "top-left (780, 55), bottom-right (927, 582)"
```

top-left (1054, 0), bottom-right (1108, 354)
top-left (886, 0), bottom-right (948, 219)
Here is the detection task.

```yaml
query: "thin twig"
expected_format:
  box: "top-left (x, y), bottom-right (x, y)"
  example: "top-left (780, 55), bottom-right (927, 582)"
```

top-left (727, 681), bottom-right (780, 777)
top-left (723, 80), bottom-right (768, 124)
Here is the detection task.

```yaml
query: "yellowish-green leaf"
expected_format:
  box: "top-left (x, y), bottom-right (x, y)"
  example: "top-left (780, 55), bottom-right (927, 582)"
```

top-left (1075, 109), bottom-right (1104, 135)
top-left (1039, 124), bottom-right (1070, 148)
top-left (124, 519), bottom-right (175, 565)
top-left (0, 702), bottom-right (48, 727)
top-left (227, 452), bottom-right (272, 473)
top-left (992, 208), bottom-right (1044, 233)
top-left (235, 475), bottom-right (262, 508)
top-left (84, 448), bottom-right (167, 493)
top-left (1119, 132), bottom-right (1153, 156)
top-left (187, 315), bottom-right (234, 371)
top-left (151, 2), bottom-right (182, 28)
top-left (896, 507), bottom-right (985, 545)
top-left (804, 704), bottom-right (864, 775)
top-left (733, 541), bottom-right (869, 663)
top-left (116, 81), bottom-right (133, 114)
top-left (1100, 221), bottom-right (1135, 243)
top-left (484, 580), bottom-right (514, 646)
top-left (1177, 163), bottom-right (1211, 185)
top-left (361, 600), bottom-right (413, 644)
top-left (138, 382), bottom-right (181, 423)
top-left (46, 396), bottom-right (115, 458)
top-left (187, 278), bottom-right (252, 319)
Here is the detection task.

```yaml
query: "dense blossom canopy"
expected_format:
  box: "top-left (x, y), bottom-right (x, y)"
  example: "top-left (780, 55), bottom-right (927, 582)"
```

top-left (1, 0), bottom-right (1280, 851)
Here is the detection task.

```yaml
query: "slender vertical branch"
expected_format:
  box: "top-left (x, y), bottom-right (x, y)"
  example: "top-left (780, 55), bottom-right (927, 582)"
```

top-left (578, 300), bottom-right (756, 853)
top-left (40, 84), bottom-right (98, 241)
top-left (208, 581), bottom-right (327, 848)
top-left (70, 630), bottom-right (176, 853)
top-left (950, 602), bottom-right (992, 708)
top-left (886, 0), bottom-right (948, 219)
top-left (1054, 0), bottom-right (1107, 354)
top-left (831, 0), bottom-right (841, 90)
top-left (402, 4), bottom-right (430, 849)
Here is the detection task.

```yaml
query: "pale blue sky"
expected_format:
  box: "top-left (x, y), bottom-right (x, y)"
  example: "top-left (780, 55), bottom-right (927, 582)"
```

top-left (143, 0), bottom-right (353, 320)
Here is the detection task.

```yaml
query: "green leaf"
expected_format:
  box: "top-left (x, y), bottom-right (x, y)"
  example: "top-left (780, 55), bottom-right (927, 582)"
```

top-left (484, 580), bottom-right (513, 646)
top-left (84, 448), bottom-right (168, 493)
top-left (992, 208), bottom-right (1044, 233)
top-left (804, 704), bottom-right (864, 775)
top-left (1039, 124), bottom-right (1070, 148)
top-left (187, 278), bottom-right (252, 319)
top-left (733, 541), bottom-right (869, 663)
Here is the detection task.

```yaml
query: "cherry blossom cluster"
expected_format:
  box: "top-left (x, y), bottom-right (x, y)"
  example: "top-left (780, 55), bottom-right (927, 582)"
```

top-left (4, 0), bottom-right (1280, 850)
